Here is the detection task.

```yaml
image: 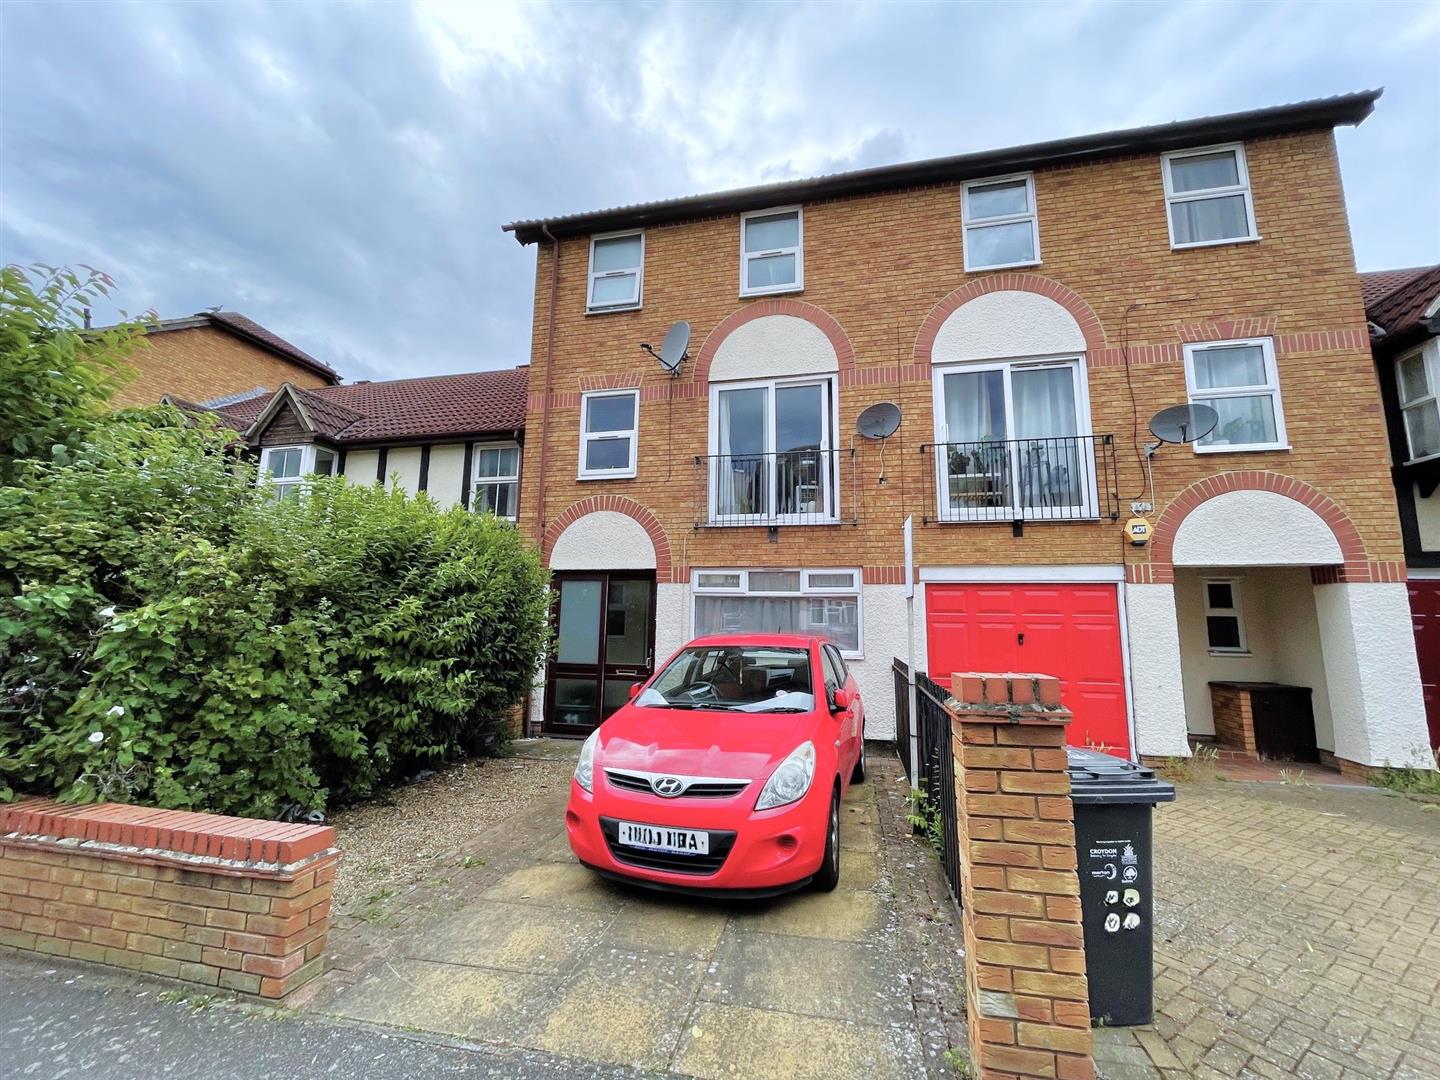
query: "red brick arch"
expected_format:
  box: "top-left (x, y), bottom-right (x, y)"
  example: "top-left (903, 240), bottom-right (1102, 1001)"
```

top-left (1146, 471), bottom-right (1372, 583)
top-left (542, 496), bottom-right (672, 582)
top-left (914, 272), bottom-right (1107, 362)
top-left (694, 299), bottom-right (856, 383)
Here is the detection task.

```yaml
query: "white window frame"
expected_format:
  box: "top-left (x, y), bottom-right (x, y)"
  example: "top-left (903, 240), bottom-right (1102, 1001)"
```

top-left (472, 441), bottom-right (521, 520)
top-left (586, 229), bottom-right (644, 313)
top-left (257, 444), bottom-right (333, 499)
top-left (1161, 142), bottom-right (1260, 250)
top-left (1182, 337), bottom-right (1288, 454)
top-left (1203, 578), bottom-right (1248, 655)
top-left (929, 354), bottom-right (1097, 521)
top-left (1396, 339), bottom-right (1440, 465)
top-left (707, 373), bottom-right (839, 524)
top-left (578, 389), bottom-right (639, 480)
top-left (960, 172), bottom-right (1041, 272)
top-left (739, 206), bottom-right (804, 297)
top-left (690, 567), bottom-right (863, 658)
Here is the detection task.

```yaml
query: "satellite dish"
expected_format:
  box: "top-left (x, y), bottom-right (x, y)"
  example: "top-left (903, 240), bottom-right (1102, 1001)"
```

top-left (857, 401), bottom-right (901, 440)
top-left (1148, 403), bottom-right (1218, 445)
top-left (640, 321), bottom-right (691, 376)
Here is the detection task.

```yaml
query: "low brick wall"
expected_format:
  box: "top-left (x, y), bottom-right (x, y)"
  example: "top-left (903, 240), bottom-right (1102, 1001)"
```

top-left (0, 799), bottom-right (337, 998)
top-left (950, 673), bottom-right (1095, 1080)
top-left (1208, 683), bottom-right (1256, 755)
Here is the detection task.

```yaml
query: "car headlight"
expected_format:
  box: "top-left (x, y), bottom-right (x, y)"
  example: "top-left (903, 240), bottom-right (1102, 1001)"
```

top-left (575, 730), bottom-right (599, 793)
top-left (755, 741), bottom-right (815, 811)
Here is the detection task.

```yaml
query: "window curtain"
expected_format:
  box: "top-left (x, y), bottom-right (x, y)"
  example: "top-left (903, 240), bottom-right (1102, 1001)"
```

top-left (1013, 367), bottom-right (1079, 507)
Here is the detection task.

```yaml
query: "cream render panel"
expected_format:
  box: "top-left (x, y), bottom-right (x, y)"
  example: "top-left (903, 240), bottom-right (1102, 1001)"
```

top-left (708, 314), bottom-right (839, 382)
top-left (425, 444), bottom-right (468, 509)
top-left (930, 290), bottom-right (1086, 364)
top-left (1171, 489), bottom-right (1343, 566)
top-left (343, 449), bottom-right (379, 485)
top-left (385, 447), bottom-right (423, 494)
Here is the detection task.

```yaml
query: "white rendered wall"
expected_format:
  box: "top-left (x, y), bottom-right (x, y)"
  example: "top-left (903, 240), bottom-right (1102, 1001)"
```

top-left (550, 512), bottom-right (657, 571)
top-left (386, 447), bottom-right (423, 495)
top-left (1171, 490), bottom-right (1343, 566)
top-left (1123, 584), bottom-right (1192, 758)
top-left (1314, 582), bottom-right (1433, 768)
top-left (654, 583), bottom-right (690, 669)
top-left (343, 449), bottom-right (379, 485)
top-left (425, 444), bottom-right (467, 509)
top-left (848, 584), bottom-right (921, 741)
top-left (931, 291), bottom-right (1086, 364)
top-left (708, 315), bottom-right (839, 381)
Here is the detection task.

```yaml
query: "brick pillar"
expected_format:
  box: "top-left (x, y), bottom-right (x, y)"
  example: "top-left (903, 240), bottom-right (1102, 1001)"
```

top-left (949, 673), bottom-right (1094, 1080)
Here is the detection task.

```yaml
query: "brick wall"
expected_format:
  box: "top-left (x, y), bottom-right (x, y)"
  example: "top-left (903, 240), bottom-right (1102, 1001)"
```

top-left (113, 326), bottom-right (331, 408)
top-left (949, 673), bottom-right (1094, 1080)
top-left (1208, 683), bottom-right (1256, 754)
top-left (0, 800), bottom-right (337, 998)
top-left (515, 128), bottom-right (1402, 580)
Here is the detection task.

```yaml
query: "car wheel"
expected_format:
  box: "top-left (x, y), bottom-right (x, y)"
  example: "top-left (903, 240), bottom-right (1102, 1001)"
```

top-left (850, 732), bottom-right (867, 784)
top-left (813, 789), bottom-right (841, 892)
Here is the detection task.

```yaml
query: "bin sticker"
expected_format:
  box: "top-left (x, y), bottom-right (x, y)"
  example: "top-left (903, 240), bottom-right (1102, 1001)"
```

top-left (1088, 840), bottom-right (1135, 885)
top-left (1122, 865), bottom-right (1138, 883)
top-left (1104, 913), bottom-right (1121, 933)
top-left (1121, 843), bottom-right (1137, 866)
top-left (1122, 913), bottom-right (1141, 931)
top-left (1122, 888), bottom-right (1140, 908)
top-left (1104, 889), bottom-right (1119, 905)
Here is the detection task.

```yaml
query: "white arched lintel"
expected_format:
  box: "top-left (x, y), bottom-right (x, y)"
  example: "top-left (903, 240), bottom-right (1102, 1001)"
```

top-left (931, 290), bottom-right (1087, 364)
top-left (549, 511), bottom-right (657, 570)
top-left (709, 314), bottom-right (839, 382)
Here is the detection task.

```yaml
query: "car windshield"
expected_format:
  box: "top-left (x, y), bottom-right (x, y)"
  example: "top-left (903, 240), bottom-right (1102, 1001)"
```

top-left (635, 645), bottom-right (815, 713)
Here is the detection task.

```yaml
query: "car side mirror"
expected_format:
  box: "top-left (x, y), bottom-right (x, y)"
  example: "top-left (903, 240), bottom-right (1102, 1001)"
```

top-left (831, 688), bottom-right (851, 712)
top-left (629, 683), bottom-right (642, 700)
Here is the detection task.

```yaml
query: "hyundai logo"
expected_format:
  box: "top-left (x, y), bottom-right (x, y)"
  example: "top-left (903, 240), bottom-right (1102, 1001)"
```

top-left (651, 775), bottom-right (685, 797)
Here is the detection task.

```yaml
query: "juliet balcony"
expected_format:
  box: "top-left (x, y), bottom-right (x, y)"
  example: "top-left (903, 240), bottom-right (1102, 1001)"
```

top-left (693, 448), bottom-right (858, 528)
top-left (919, 434), bottom-right (1120, 527)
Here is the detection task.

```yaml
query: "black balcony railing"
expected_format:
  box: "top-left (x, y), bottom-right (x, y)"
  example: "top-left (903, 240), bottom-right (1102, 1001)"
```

top-left (920, 434), bottom-right (1119, 524)
top-left (693, 448), bottom-right (856, 527)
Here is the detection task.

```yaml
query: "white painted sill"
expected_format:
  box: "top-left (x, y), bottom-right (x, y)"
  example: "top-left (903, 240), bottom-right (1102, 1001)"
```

top-left (964, 258), bottom-right (1042, 274)
top-left (577, 470), bottom-right (637, 481)
top-left (1170, 235), bottom-right (1262, 252)
top-left (585, 304), bottom-right (642, 316)
top-left (1193, 444), bottom-right (1291, 455)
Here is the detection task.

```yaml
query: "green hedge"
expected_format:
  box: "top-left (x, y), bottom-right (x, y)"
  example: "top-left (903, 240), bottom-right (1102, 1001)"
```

top-left (0, 410), bottom-right (549, 817)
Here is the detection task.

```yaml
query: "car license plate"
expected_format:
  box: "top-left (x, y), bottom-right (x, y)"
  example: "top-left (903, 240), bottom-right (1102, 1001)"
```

top-left (617, 821), bottom-right (709, 856)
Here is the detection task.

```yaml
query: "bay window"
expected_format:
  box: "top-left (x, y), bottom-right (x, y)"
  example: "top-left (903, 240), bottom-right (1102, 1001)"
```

top-left (1397, 340), bottom-right (1440, 463)
top-left (1183, 338), bottom-right (1287, 452)
top-left (692, 568), bottom-right (861, 656)
top-left (473, 443), bottom-right (520, 519)
top-left (258, 444), bottom-right (336, 500)
top-left (740, 207), bottom-right (803, 296)
top-left (709, 375), bottom-right (836, 523)
top-left (1162, 143), bottom-right (1258, 248)
top-left (931, 357), bottom-right (1095, 519)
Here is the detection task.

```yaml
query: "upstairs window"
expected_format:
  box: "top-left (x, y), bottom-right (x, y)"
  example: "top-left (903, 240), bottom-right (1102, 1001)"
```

top-left (1397, 341), bottom-right (1440, 463)
top-left (587, 231), bottom-right (643, 312)
top-left (1183, 338), bottom-right (1287, 453)
top-left (961, 174), bottom-right (1040, 271)
top-left (740, 207), bottom-right (803, 296)
top-left (258, 444), bottom-right (335, 500)
top-left (1203, 579), bottom-right (1248, 654)
top-left (1162, 144), bottom-right (1258, 248)
top-left (579, 390), bottom-right (638, 479)
top-left (473, 443), bottom-right (521, 519)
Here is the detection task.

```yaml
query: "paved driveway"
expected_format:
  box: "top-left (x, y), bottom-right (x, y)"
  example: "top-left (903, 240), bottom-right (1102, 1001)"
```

top-left (1097, 779), bottom-right (1440, 1079)
top-left (296, 746), bottom-right (967, 1080)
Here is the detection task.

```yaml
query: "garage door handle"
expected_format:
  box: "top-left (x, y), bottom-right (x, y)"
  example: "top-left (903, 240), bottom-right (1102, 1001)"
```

top-left (1018, 633), bottom-right (1024, 645)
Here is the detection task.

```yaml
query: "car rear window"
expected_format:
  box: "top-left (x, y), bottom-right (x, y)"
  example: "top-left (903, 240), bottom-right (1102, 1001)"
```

top-left (636, 646), bottom-right (814, 713)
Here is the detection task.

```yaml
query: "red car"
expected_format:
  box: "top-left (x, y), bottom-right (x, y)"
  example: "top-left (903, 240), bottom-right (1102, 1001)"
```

top-left (565, 633), bottom-right (866, 897)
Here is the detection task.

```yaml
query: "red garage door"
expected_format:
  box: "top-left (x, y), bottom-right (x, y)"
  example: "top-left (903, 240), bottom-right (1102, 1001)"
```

top-left (1411, 580), bottom-right (1440, 751)
top-left (926, 583), bottom-right (1130, 757)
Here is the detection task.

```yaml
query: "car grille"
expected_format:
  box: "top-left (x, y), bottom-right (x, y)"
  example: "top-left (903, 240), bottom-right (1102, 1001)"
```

top-left (603, 769), bottom-right (750, 799)
top-left (600, 817), bottom-right (736, 876)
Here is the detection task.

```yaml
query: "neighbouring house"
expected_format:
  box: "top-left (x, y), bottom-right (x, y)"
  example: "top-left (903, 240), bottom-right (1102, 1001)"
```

top-left (187, 368), bottom-right (528, 512)
top-left (501, 89), bottom-right (1433, 776)
top-left (113, 309), bottom-right (341, 408)
top-left (1364, 264), bottom-right (1440, 751)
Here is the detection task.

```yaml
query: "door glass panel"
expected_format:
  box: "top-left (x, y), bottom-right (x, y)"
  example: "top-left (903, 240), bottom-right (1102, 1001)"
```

top-left (717, 386), bottom-right (768, 516)
top-left (602, 679), bottom-right (634, 719)
top-left (776, 383), bottom-right (825, 516)
top-left (1013, 366), bottom-right (1081, 508)
top-left (556, 579), bottom-right (602, 665)
top-left (943, 370), bottom-right (1007, 512)
top-left (553, 677), bottom-right (599, 728)
top-left (605, 580), bottom-right (651, 667)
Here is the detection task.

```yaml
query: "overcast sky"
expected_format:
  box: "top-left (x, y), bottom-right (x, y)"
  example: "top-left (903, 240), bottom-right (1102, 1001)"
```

top-left (2, 1), bottom-right (1438, 384)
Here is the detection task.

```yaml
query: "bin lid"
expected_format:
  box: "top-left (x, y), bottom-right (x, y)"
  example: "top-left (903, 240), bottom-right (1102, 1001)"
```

top-left (1066, 748), bottom-right (1176, 805)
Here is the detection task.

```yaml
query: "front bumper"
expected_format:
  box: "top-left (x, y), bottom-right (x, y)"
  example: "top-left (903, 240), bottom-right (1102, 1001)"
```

top-left (564, 777), bottom-right (829, 893)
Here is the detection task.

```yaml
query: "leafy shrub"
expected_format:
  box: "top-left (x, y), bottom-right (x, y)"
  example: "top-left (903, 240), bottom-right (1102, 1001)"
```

top-left (1, 407), bottom-right (548, 818)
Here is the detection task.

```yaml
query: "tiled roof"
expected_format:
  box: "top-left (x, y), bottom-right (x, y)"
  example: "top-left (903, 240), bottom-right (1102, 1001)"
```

top-left (217, 367), bottom-right (529, 444)
top-left (1362, 265), bottom-right (1440, 342)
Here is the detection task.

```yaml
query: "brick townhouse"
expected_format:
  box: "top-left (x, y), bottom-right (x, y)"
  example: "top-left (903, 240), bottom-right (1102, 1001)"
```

top-left (114, 309), bottom-right (341, 408)
top-left (500, 90), bottom-right (1432, 775)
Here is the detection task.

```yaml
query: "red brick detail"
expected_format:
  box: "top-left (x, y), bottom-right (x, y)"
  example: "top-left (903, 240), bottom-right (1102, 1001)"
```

top-left (694, 299), bottom-right (856, 384)
top-left (542, 495), bottom-right (674, 582)
top-left (1145, 471), bottom-right (1369, 585)
top-left (1311, 561), bottom-right (1407, 585)
top-left (0, 800), bottom-right (333, 867)
top-left (914, 273), bottom-right (1107, 364)
top-left (861, 565), bottom-right (908, 584)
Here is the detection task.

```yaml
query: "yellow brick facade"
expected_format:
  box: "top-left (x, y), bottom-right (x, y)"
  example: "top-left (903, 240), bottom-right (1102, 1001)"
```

top-left (113, 325), bottom-right (331, 408)
top-left (516, 130), bottom-right (1402, 578)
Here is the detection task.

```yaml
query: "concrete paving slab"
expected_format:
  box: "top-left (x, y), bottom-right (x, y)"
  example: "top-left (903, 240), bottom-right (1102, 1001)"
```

top-left (404, 899), bottom-right (612, 975)
top-left (325, 957), bottom-right (553, 1043)
top-left (836, 844), bottom-right (883, 892)
top-left (673, 1001), bottom-right (924, 1080)
top-left (734, 885), bottom-right (888, 943)
top-left (481, 862), bottom-right (628, 912)
top-left (529, 948), bottom-right (707, 1070)
top-left (697, 929), bottom-right (914, 1027)
top-left (838, 815), bottom-right (880, 853)
top-left (599, 894), bottom-right (730, 959)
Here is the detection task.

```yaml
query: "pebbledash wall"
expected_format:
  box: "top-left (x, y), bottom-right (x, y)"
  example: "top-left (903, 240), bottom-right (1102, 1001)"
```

top-left (515, 128), bottom-right (1431, 768)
